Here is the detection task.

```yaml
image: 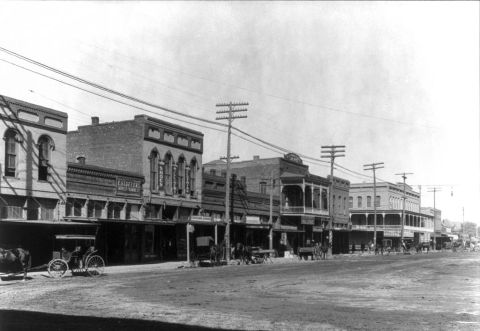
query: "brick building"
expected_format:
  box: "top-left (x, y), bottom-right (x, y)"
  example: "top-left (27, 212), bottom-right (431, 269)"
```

top-left (349, 182), bottom-right (434, 249)
top-left (0, 95), bottom-right (94, 266)
top-left (203, 154), bottom-right (351, 255)
top-left (67, 115), bottom-right (204, 261)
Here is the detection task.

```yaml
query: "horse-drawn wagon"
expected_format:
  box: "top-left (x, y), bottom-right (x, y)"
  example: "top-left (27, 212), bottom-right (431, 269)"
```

top-left (47, 234), bottom-right (105, 278)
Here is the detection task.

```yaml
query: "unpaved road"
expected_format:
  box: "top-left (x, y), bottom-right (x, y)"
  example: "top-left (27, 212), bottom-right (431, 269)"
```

top-left (1, 252), bottom-right (479, 330)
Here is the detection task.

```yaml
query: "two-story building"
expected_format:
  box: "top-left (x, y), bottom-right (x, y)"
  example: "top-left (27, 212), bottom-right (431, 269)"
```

top-left (200, 170), bottom-right (280, 250)
top-left (349, 182), bottom-right (434, 249)
top-left (67, 115), bottom-right (204, 261)
top-left (0, 95), bottom-right (92, 266)
top-left (203, 154), bottom-right (350, 255)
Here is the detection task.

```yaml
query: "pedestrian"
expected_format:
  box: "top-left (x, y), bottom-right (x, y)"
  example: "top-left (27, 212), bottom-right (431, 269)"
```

top-left (361, 242), bottom-right (365, 253)
top-left (351, 242), bottom-right (355, 254)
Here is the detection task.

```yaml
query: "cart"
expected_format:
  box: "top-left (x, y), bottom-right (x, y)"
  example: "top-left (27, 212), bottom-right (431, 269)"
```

top-left (47, 234), bottom-right (105, 278)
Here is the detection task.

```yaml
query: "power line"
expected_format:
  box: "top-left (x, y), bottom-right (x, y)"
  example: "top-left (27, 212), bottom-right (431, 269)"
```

top-left (0, 54), bottom-right (382, 184)
top-left (74, 40), bottom-right (438, 129)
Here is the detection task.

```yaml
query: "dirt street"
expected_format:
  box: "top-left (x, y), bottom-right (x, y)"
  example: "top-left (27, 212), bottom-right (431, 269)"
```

top-left (1, 251), bottom-right (479, 330)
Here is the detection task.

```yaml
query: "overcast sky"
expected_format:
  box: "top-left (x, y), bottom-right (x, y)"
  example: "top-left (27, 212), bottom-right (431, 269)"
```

top-left (0, 1), bottom-right (478, 225)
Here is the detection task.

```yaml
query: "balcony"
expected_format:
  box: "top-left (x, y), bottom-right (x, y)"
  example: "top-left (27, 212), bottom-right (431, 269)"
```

top-left (280, 205), bottom-right (329, 216)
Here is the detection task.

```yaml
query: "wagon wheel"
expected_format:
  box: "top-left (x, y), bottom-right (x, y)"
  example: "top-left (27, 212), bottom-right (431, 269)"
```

top-left (86, 255), bottom-right (105, 277)
top-left (48, 259), bottom-right (69, 278)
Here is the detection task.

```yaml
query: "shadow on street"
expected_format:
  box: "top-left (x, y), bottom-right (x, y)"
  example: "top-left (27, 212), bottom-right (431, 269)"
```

top-left (0, 309), bottom-right (236, 331)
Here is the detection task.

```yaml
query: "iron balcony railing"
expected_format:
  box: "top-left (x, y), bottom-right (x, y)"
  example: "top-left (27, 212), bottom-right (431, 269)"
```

top-left (280, 205), bottom-right (329, 216)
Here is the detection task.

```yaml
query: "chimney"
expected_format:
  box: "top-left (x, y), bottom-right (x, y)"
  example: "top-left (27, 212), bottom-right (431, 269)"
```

top-left (76, 156), bottom-right (86, 165)
top-left (91, 116), bottom-right (99, 125)
top-left (253, 155), bottom-right (260, 161)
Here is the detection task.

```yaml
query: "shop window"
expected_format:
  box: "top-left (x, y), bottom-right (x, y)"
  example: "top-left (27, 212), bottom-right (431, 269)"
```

top-left (38, 135), bottom-right (53, 181)
top-left (4, 129), bottom-right (20, 177)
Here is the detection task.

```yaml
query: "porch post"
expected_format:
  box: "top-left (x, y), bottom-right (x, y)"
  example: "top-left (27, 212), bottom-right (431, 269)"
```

top-left (186, 223), bottom-right (190, 263)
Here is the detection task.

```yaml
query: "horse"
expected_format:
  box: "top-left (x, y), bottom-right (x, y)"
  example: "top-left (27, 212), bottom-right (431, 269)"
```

top-left (415, 242), bottom-right (430, 254)
top-left (209, 241), bottom-right (225, 266)
top-left (319, 242), bottom-right (329, 260)
top-left (233, 243), bottom-right (253, 264)
top-left (0, 248), bottom-right (31, 281)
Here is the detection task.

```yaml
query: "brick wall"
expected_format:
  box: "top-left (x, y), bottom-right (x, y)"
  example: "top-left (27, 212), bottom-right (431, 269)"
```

top-left (67, 120), bottom-right (144, 173)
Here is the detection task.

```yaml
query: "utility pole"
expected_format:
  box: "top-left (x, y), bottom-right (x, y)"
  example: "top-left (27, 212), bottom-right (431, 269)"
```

top-left (216, 101), bottom-right (248, 261)
top-left (321, 145), bottom-right (345, 258)
top-left (427, 187), bottom-right (441, 250)
top-left (395, 172), bottom-right (413, 251)
top-left (363, 162), bottom-right (384, 249)
top-left (262, 170), bottom-right (275, 250)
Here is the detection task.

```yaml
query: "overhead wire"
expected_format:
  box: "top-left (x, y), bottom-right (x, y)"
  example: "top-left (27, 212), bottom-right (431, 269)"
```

top-left (0, 50), bottom-right (378, 182)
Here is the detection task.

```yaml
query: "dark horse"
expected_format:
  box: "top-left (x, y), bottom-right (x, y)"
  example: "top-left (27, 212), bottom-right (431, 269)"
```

top-left (415, 242), bottom-right (430, 254)
top-left (319, 242), bottom-right (329, 260)
top-left (233, 243), bottom-right (253, 264)
top-left (209, 241), bottom-right (225, 266)
top-left (0, 248), bottom-right (31, 280)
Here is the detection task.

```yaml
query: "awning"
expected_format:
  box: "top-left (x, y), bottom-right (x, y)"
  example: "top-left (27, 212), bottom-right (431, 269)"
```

top-left (0, 219), bottom-right (98, 226)
top-left (273, 228), bottom-right (304, 233)
top-left (100, 218), bottom-right (176, 226)
top-left (246, 224), bottom-right (270, 229)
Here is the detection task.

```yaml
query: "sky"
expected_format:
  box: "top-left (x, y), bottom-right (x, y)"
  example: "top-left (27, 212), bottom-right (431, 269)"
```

top-left (0, 1), bottom-right (478, 225)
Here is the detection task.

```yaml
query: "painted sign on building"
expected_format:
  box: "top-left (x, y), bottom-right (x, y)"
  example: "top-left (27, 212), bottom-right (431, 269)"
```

top-left (117, 177), bottom-right (142, 196)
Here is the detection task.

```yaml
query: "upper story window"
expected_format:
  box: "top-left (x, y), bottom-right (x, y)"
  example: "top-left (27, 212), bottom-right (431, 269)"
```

top-left (189, 159), bottom-right (197, 196)
top-left (164, 152), bottom-right (173, 195)
top-left (149, 150), bottom-right (158, 192)
top-left (209, 169), bottom-right (216, 176)
top-left (177, 156), bottom-right (186, 196)
top-left (38, 135), bottom-right (54, 181)
top-left (357, 196), bottom-right (362, 208)
top-left (367, 196), bottom-right (372, 208)
top-left (375, 196), bottom-right (381, 207)
top-left (321, 189), bottom-right (328, 210)
top-left (4, 129), bottom-right (21, 177)
top-left (349, 196), bottom-right (353, 208)
top-left (260, 181), bottom-right (267, 194)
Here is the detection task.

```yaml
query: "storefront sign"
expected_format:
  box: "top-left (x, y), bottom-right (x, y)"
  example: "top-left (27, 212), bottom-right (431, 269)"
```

top-left (312, 226), bottom-right (323, 232)
top-left (189, 215), bottom-right (213, 223)
top-left (116, 177), bottom-right (142, 196)
top-left (245, 216), bottom-right (261, 225)
top-left (301, 216), bottom-right (315, 225)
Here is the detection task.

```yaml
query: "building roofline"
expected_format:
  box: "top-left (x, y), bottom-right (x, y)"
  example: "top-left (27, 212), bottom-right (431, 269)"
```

top-left (0, 95), bottom-right (68, 118)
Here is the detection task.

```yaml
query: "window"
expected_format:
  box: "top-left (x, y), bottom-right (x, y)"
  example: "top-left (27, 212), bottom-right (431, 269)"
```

top-left (209, 169), bottom-right (216, 176)
top-left (357, 196), bottom-right (362, 208)
top-left (4, 129), bottom-right (20, 177)
top-left (343, 197), bottom-right (346, 215)
top-left (260, 182), bottom-right (267, 194)
top-left (164, 153), bottom-right (173, 195)
top-left (375, 196), bottom-right (381, 207)
top-left (349, 197), bottom-right (353, 208)
top-left (321, 189), bottom-right (328, 210)
top-left (66, 200), bottom-right (83, 217)
top-left (367, 196), bottom-right (371, 208)
top-left (149, 150), bottom-right (158, 192)
top-left (38, 135), bottom-right (53, 181)
top-left (177, 156), bottom-right (185, 195)
top-left (189, 159), bottom-right (197, 196)
top-left (107, 202), bottom-right (122, 219)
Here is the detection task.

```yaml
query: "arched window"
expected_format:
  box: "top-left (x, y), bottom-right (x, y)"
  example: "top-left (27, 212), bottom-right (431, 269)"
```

top-left (176, 155), bottom-right (185, 195)
top-left (189, 158), bottom-right (197, 197)
top-left (357, 196), bottom-right (362, 208)
top-left (367, 196), bottom-right (372, 208)
top-left (149, 150), bottom-right (158, 192)
top-left (164, 152), bottom-right (173, 195)
top-left (4, 129), bottom-right (20, 177)
top-left (38, 135), bottom-right (54, 181)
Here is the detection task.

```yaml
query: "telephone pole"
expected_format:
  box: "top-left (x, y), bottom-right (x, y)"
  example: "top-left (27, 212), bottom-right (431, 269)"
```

top-left (321, 145), bottom-right (345, 258)
top-left (216, 101), bottom-right (248, 261)
top-left (427, 187), bottom-right (441, 250)
top-left (363, 162), bottom-right (384, 249)
top-left (395, 172), bottom-right (413, 250)
top-left (262, 171), bottom-right (275, 250)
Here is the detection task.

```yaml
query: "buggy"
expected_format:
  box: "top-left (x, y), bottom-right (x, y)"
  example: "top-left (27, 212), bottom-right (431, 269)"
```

top-left (47, 234), bottom-right (105, 278)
